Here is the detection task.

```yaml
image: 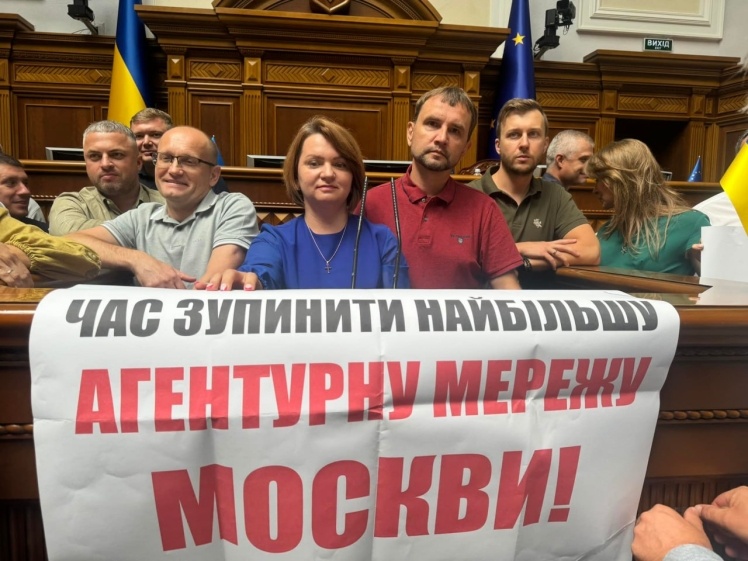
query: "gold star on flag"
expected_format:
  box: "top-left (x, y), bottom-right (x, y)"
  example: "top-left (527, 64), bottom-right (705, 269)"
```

top-left (512, 33), bottom-right (525, 46)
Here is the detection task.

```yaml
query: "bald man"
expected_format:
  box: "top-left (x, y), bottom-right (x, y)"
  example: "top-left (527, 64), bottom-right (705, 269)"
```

top-left (67, 126), bottom-right (258, 288)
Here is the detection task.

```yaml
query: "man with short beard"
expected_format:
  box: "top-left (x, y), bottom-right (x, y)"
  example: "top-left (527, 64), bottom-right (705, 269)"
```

top-left (361, 87), bottom-right (521, 289)
top-left (49, 120), bottom-right (164, 235)
top-left (469, 98), bottom-right (599, 278)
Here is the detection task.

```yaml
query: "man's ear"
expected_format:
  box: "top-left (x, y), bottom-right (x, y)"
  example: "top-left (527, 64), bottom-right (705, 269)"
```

top-left (406, 121), bottom-right (414, 147)
top-left (136, 153), bottom-right (143, 172)
top-left (209, 165), bottom-right (220, 187)
top-left (494, 137), bottom-right (501, 157)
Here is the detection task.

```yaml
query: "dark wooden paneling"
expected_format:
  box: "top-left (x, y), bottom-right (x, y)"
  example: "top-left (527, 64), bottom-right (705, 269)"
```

top-left (15, 100), bottom-right (101, 160)
top-left (190, 94), bottom-right (241, 166)
top-left (266, 96), bottom-right (391, 160)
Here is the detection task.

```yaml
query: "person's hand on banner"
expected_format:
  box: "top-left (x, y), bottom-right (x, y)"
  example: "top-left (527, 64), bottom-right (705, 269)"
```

top-left (194, 269), bottom-right (264, 291)
top-left (632, 504), bottom-right (711, 561)
top-left (698, 486), bottom-right (748, 560)
top-left (132, 254), bottom-right (195, 289)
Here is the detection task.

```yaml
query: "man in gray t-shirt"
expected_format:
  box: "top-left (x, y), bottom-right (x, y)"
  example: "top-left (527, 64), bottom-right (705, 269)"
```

top-left (68, 126), bottom-right (258, 288)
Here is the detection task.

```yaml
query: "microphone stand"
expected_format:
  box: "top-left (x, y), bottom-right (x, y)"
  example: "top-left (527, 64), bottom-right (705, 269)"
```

top-left (390, 177), bottom-right (402, 289)
top-left (351, 176), bottom-right (368, 289)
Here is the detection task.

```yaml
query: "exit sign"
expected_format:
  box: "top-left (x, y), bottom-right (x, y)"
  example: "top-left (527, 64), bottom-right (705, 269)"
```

top-left (644, 38), bottom-right (673, 52)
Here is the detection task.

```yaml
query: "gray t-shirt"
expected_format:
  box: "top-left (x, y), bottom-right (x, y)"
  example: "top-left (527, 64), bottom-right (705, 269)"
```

top-left (664, 544), bottom-right (722, 561)
top-left (102, 190), bottom-right (258, 281)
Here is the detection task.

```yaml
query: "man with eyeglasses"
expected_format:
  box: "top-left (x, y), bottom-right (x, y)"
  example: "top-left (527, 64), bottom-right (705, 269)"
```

top-left (130, 108), bottom-right (228, 193)
top-left (67, 126), bottom-right (258, 288)
top-left (49, 120), bottom-right (164, 235)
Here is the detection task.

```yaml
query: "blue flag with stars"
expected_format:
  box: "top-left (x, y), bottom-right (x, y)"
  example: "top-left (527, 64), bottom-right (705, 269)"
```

top-left (488, 0), bottom-right (535, 158)
top-left (687, 156), bottom-right (702, 182)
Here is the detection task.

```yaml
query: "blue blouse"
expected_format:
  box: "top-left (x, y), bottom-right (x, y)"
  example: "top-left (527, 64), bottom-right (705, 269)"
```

top-left (238, 215), bottom-right (409, 289)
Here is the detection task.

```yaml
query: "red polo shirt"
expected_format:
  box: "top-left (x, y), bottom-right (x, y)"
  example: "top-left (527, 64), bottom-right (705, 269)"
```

top-left (361, 167), bottom-right (522, 289)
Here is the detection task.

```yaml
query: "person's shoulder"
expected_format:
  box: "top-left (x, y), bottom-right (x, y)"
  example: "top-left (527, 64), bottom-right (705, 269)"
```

top-left (141, 185), bottom-right (164, 203)
top-left (56, 186), bottom-right (98, 200)
top-left (538, 177), bottom-right (571, 197)
top-left (217, 191), bottom-right (254, 208)
top-left (366, 179), bottom-right (399, 201)
top-left (256, 217), bottom-right (299, 246)
top-left (466, 166), bottom-right (499, 194)
top-left (361, 216), bottom-right (395, 237)
top-left (679, 208), bottom-right (711, 225)
top-left (454, 180), bottom-right (498, 207)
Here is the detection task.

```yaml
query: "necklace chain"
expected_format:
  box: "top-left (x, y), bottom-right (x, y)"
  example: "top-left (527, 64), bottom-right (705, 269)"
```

top-left (306, 220), bottom-right (348, 273)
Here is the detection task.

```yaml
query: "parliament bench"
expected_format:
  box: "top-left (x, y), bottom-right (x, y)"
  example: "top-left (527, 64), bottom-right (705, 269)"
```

top-left (20, 160), bottom-right (723, 231)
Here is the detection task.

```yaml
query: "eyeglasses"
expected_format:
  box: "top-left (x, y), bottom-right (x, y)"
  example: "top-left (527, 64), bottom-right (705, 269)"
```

top-left (154, 153), bottom-right (216, 169)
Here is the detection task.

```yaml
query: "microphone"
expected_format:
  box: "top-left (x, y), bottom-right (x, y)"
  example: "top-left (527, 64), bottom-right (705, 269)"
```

top-left (389, 177), bottom-right (402, 289)
top-left (351, 176), bottom-right (368, 289)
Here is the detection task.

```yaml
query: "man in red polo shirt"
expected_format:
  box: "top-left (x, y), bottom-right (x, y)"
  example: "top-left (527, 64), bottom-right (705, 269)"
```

top-left (361, 86), bottom-right (521, 289)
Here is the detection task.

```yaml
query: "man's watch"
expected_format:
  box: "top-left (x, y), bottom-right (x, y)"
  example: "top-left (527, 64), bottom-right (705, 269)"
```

top-left (522, 256), bottom-right (532, 271)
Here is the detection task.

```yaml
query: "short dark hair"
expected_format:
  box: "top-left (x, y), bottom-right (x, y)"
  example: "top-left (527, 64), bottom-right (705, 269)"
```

top-left (130, 108), bottom-right (173, 128)
top-left (0, 152), bottom-right (23, 169)
top-left (496, 98), bottom-right (548, 138)
top-left (413, 87), bottom-right (478, 139)
top-left (283, 116), bottom-right (365, 211)
top-left (83, 120), bottom-right (137, 148)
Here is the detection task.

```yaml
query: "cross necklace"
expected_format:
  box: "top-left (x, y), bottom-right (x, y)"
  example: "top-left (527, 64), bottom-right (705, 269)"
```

top-left (306, 220), bottom-right (348, 273)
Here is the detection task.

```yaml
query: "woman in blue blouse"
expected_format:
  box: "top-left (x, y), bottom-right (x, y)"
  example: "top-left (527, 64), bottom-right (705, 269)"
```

top-left (198, 116), bottom-right (408, 290)
top-left (585, 139), bottom-right (709, 275)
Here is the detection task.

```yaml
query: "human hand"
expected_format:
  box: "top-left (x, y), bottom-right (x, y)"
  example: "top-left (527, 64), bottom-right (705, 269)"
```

top-left (131, 255), bottom-right (195, 289)
top-left (632, 504), bottom-right (711, 561)
top-left (698, 486), bottom-right (748, 560)
top-left (518, 239), bottom-right (580, 270)
top-left (688, 243), bottom-right (703, 275)
top-left (194, 270), bottom-right (263, 291)
top-left (0, 243), bottom-right (33, 287)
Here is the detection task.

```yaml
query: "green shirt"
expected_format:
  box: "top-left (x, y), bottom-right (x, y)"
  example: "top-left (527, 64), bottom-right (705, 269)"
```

top-left (598, 210), bottom-right (709, 275)
top-left (468, 166), bottom-right (588, 242)
top-left (49, 184), bottom-right (164, 236)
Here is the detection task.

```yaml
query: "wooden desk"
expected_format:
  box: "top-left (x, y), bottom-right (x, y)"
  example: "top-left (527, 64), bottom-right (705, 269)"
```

top-left (2, 275), bottom-right (747, 560)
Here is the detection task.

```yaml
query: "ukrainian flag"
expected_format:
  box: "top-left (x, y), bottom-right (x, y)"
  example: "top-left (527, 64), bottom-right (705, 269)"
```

top-left (721, 143), bottom-right (748, 234)
top-left (108, 0), bottom-right (150, 125)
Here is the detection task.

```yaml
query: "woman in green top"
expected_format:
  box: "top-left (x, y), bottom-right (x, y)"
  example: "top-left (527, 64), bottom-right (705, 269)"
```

top-left (585, 139), bottom-right (708, 275)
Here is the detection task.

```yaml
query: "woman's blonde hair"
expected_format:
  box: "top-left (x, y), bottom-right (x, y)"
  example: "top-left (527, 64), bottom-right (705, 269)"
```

top-left (283, 116), bottom-right (365, 211)
top-left (585, 138), bottom-right (690, 257)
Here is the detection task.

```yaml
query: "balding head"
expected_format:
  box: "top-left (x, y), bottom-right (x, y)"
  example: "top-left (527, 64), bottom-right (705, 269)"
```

top-left (154, 126), bottom-right (220, 221)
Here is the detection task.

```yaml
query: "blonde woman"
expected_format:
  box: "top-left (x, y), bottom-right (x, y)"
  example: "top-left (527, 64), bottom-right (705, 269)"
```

top-left (585, 139), bottom-right (709, 275)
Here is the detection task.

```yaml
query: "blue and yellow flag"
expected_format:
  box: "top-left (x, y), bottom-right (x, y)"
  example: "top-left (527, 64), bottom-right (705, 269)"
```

top-left (488, 0), bottom-right (535, 158)
top-left (108, 0), bottom-right (150, 125)
top-left (721, 144), bottom-right (748, 234)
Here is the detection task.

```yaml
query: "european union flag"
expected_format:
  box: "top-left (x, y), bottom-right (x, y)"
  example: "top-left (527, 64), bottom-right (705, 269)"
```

top-left (687, 156), bottom-right (702, 182)
top-left (488, 0), bottom-right (535, 158)
top-left (108, 0), bottom-right (150, 125)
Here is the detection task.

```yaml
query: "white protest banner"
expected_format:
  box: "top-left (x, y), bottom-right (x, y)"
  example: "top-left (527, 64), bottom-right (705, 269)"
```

top-left (31, 287), bottom-right (679, 561)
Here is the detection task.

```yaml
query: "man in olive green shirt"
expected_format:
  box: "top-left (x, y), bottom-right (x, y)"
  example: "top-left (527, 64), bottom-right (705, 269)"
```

top-left (49, 120), bottom-right (164, 235)
top-left (1, 208), bottom-right (100, 287)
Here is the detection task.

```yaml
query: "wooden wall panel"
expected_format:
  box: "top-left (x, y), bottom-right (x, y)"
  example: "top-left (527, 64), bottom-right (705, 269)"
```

top-left (189, 94), bottom-right (240, 166)
top-left (265, 96), bottom-right (391, 160)
top-left (15, 99), bottom-right (102, 159)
